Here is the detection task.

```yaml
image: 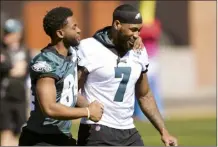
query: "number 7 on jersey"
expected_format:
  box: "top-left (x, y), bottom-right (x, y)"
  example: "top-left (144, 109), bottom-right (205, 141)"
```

top-left (114, 67), bottom-right (131, 102)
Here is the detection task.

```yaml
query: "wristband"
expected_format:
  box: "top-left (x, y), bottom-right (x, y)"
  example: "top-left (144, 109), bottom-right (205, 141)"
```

top-left (86, 107), bottom-right (90, 119)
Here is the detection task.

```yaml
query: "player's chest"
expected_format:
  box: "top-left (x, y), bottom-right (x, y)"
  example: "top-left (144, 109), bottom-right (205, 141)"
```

top-left (55, 60), bottom-right (77, 96)
top-left (88, 54), bottom-right (142, 83)
top-left (57, 59), bottom-right (77, 79)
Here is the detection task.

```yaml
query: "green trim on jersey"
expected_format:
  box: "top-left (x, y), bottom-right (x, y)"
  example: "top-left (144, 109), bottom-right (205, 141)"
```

top-left (25, 46), bottom-right (78, 135)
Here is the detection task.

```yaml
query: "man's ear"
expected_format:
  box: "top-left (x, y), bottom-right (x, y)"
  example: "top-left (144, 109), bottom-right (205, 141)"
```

top-left (56, 30), bottom-right (64, 39)
top-left (113, 20), bottom-right (122, 31)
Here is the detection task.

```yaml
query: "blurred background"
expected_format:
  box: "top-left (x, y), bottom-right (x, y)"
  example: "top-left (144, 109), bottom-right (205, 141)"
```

top-left (0, 1), bottom-right (216, 146)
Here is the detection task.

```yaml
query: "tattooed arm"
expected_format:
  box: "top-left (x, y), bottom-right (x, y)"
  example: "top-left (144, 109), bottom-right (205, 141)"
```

top-left (135, 72), bottom-right (166, 134)
top-left (135, 72), bottom-right (178, 146)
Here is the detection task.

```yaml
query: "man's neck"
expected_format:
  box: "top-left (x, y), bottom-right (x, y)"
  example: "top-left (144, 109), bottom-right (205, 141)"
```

top-left (108, 29), bottom-right (127, 57)
top-left (108, 28), bottom-right (116, 46)
top-left (51, 41), bottom-right (69, 57)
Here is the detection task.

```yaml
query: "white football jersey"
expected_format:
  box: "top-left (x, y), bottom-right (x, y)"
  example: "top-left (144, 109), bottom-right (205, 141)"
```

top-left (77, 38), bottom-right (149, 129)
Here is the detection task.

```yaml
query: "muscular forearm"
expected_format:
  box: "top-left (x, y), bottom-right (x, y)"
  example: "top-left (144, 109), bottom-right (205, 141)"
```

top-left (138, 90), bottom-right (167, 135)
top-left (43, 103), bottom-right (88, 120)
top-left (76, 94), bottom-right (89, 107)
top-left (36, 77), bottom-right (89, 120)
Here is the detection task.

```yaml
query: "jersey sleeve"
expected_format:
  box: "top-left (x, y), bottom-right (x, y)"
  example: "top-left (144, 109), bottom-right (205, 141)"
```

top-left (140, 47), bottom-right (149, 73)
top-left (30, 52), bottom-right (60, 81)
top-left (77, 39), bottom-right (102, 72)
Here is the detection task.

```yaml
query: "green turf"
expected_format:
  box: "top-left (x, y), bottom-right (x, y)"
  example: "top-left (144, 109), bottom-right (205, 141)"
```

top-left (71, 117), bottom-right (216, 146)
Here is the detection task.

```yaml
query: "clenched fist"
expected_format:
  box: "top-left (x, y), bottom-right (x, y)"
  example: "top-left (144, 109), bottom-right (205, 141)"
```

top-left (88, 100), bottom-right (104, 122)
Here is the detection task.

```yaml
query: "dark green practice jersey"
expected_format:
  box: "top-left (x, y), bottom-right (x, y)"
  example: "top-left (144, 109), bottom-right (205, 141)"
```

top-left (24, 45), bottom-right (78, 135)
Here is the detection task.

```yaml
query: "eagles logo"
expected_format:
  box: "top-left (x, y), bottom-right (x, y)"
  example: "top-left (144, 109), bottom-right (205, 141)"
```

top-left (32, 61), bottom-right (52, 72)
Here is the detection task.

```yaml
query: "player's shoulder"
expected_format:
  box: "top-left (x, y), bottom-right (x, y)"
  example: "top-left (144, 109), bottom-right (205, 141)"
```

top-left (78, 37), bottom-right (102, 57)
top-left (140, 46), bottom-right (148, 56)
top-left (129, 47), bottom-right (148, 58)
top-left (80, 37), bottom-right (99, 46)
top-left (79, 37), bottom-right (102, 51)
top-left (128, 47), bottom-right (149, 69)
top-left (30, 46), bottom-right (61, 73)
top-left (32, 46), bottom-right (62, 64)
top-left (136, 47), bottom-right (149, 60)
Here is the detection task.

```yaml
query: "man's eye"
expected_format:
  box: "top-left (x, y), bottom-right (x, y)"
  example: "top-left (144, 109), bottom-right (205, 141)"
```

top-left (130, 28), bottom-right (139, 32)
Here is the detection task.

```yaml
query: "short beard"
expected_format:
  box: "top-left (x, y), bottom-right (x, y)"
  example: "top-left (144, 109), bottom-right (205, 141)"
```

top-left (63, 39), bottom-right (80, 48)
top-left (117, 31), bottom-right (131, 52)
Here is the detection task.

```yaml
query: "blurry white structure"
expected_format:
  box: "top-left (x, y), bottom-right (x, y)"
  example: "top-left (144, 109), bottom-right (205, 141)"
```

top-left (158, 46), bottom-right (216, 118)
top-left (159, 46), bottom-right (215, 100)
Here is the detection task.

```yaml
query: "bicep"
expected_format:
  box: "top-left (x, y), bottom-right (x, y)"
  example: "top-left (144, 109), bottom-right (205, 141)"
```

top-left (36, 77), bottom-right (56, 113)
top-left (135, 72), bottom-right (150, 98)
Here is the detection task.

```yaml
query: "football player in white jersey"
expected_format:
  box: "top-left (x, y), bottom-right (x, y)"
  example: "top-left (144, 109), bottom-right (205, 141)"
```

top-left (77, 4), bottom-right (178, 146)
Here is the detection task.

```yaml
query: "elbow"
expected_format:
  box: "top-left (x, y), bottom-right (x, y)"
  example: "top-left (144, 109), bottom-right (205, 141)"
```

top-left (42, 105), bottom-right (56, 118)
top-left (137, 89), bottom-right (149, 99)
top-left (44, 109), bottom-right (54, 118)
top-left (137, 88), bottom-right (152, 102)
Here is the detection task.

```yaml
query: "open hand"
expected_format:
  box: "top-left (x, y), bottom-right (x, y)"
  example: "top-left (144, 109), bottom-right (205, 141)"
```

top-left (161, 133), bottom-right (178, 146)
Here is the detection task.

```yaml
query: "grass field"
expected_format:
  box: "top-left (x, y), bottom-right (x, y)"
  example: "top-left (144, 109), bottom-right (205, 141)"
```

top-left (71, 117), bottom-right (216, 146)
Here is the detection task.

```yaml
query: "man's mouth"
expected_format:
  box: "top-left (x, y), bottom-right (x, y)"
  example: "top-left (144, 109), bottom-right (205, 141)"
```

top-left (128, 40), bottom-right (134, 46)
top-left (77, 38), bottom-right (80, 42)
top-left (76, 35), bottom-right (80, 42)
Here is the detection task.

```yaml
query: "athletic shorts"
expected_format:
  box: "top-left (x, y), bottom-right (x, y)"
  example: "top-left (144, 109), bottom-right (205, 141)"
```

top-left (0, 100), bottom-right (26, 134)
top-left (19, 127), bottom-right (76, 146)
top-left (77, 124), bottom-right (144, 146)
